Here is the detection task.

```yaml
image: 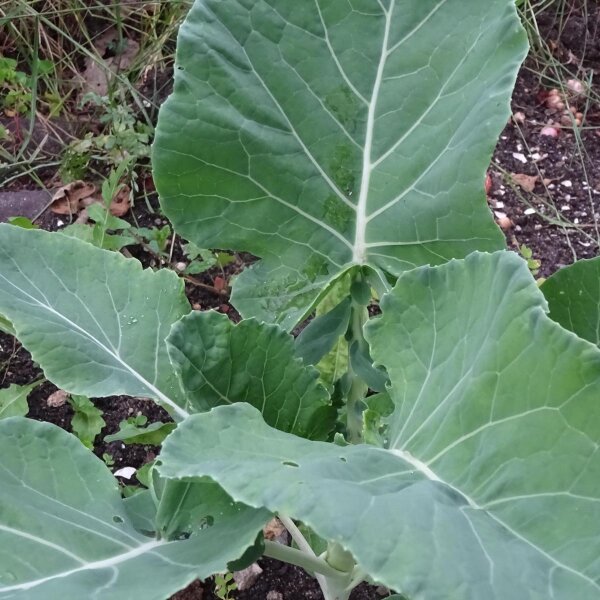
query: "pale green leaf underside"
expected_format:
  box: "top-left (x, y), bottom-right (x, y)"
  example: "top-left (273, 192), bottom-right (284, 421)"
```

top-left (541, 256), bottom-right (600, 346)
top-left (154, 0), bottom-right (527, 328)
top-left (167, 310), bottom-right (336, 439)
top-left (161, 252), bottom-right (600, 598)
top-left (0, 418), bottom-right (269, 599)
top-left (0, 225), bottom-right (191, 419)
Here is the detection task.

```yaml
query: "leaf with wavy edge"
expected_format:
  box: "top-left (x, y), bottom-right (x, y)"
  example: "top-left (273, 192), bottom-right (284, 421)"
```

top-left (153, 0), bottom-right (527, 328)
top-left (0, 225), bottom-right (190, 419)
top-left (167, 310), bottom-right (336, 439)
top-left (0, 418), bottom-right (269, 599)
top-left (0, 382), bottom-right (38, 419)
top-left (160, 252), bottom-right (600, 598)
top-left (542, 256), bottom-right (600, 346)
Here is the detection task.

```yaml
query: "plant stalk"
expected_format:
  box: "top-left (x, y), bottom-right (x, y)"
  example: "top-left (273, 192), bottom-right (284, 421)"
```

top-left (345, 300), bottom-right (369, 443)
top-left (263, 541), bottom-right (355, 600)
top-left (279, 515), bottom-right (331, 593)
top-left (263, 540), bottom-right (347, 580)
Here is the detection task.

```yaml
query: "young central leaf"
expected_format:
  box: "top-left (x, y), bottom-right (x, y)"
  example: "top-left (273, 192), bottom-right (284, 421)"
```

top-left (153, 0), bottom-right (528, 328)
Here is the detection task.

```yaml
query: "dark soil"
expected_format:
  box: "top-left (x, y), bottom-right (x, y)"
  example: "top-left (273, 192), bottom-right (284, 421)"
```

top-left (490, 67), bottom-right (600, 277)
top-left (171, 558), bottom-right (387, 600)
top-left (197, 558), bottom-right (383, 600)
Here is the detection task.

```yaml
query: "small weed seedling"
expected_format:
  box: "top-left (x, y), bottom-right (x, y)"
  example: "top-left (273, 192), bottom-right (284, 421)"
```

top-left (214, 572), bottom-right (237, 600)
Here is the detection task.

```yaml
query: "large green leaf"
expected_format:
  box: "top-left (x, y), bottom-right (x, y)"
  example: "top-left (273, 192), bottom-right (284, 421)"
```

top-left (0, 225), bottom-right (191, 419)
top-left (0, 418), bottom-right (269, 599)
top-left (153, 0), bottom-right (527, 328)
top-left (167, 310), bottom-right (336, 439)
top-left (541, 257), bottom-right (600, 346)
top-left (160, 252), bottom-right (600, 598)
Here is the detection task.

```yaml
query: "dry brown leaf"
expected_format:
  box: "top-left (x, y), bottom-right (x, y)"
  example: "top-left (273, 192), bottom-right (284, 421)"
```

top-left (510, 173), bottom-right (538, 193)
top-left (46, 389), bottom-right (69, 408)
top-left (109, 184), bottom-right (131, 217)
top-left (80, 30), bottom-right (140, 96)
top-left (263, 518), bottom-right (286, 541)
top-left (51, 181), bottom-right (96, 215)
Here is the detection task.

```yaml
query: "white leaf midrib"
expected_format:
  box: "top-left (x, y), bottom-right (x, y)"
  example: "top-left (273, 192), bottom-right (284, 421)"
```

top-left (353, 0), bottom-right (394, 264)
top-left (387, 447), bottom-right (600, 591)
top-left (0, 539), bottom-right (165, 593)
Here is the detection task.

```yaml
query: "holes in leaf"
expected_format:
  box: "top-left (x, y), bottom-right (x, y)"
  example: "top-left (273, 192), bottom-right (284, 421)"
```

top-left (112, 515), bottom-right (124, 524)
top-left (199, 515), bottom-right (214, 528)
top-left (282, 461), bottom-right (299, 468)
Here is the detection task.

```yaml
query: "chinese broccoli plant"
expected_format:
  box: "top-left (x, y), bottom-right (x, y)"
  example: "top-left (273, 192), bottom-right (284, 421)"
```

top-left (0, 1), bottom-right (598, 600)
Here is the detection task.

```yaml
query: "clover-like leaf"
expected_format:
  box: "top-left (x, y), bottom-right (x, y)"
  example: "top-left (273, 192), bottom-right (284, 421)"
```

top-left (153, 0), bottom-right (527, 328)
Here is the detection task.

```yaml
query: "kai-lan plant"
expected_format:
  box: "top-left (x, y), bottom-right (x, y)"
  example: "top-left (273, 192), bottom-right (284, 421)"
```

top-left (0, 2), bottom-right (598, 599)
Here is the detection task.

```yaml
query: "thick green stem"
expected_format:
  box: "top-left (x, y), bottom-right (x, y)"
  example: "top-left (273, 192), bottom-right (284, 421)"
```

top-left (345, 297), bottom-right (369, 443)
top-left (263, 540), bottom-right (347, 580)
top-left (264, 540), bottom-right (359, 600)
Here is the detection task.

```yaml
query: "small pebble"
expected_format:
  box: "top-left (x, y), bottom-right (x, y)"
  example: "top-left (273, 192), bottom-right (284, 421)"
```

top-left (540, 126), bottom-right (559, 138)
top-left (524, 208), bottom-right (536, 215)
top-left (234, 564), bottom-right (263, 591)
top-left (512, 152), bottom-right (527, 163)
top-left (561, 180), bottom-right (572, 188)
top-left (567, 78), bottom-right (585, 95)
